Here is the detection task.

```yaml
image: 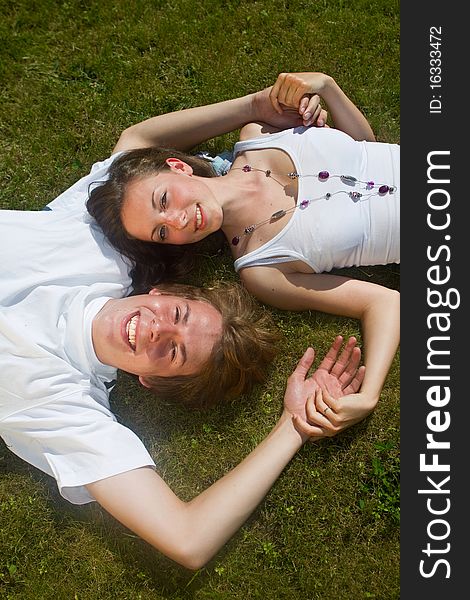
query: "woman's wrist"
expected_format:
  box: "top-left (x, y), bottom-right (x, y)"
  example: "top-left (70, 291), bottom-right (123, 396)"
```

top-left (250, 87), bottom-right (272, 122)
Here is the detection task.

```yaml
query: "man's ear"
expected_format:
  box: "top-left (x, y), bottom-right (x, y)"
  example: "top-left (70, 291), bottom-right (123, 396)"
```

top-left (148, 288), bottom-right (161, 296)
top-left (139, 375), bottom-right (151, 388)
top-left (165, 157), bottom-right (193, 175)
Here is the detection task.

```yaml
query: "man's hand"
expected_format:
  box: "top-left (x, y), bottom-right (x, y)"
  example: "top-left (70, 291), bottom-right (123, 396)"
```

top-left (310, 335), bottom-right (364, 397)
top-left (252, 85), bottom-right (327, 130)
top-left (269, 72), bottom-right (331, 126)
top-left (283, 336), bottom-right (366, 442)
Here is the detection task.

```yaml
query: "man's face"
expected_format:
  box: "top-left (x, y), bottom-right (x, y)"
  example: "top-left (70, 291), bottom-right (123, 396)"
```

top-left (91, 289), bottom-right (222, 384)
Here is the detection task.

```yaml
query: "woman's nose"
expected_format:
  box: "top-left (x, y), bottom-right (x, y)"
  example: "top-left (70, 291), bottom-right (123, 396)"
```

top-left (165, 210), bottom-right (187, 230)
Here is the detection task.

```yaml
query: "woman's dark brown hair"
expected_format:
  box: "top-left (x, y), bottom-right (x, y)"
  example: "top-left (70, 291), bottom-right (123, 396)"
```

top-left (86, 146), bottom-right (225, 291)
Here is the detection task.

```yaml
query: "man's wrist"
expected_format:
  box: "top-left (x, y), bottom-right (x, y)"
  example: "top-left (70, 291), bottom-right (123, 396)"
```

top-left (279, 409), bottom-right (309, 447)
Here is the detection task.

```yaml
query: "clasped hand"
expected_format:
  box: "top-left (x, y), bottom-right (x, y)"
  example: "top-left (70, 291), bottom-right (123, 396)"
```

top-left (283, 336), bottom-right (369, 442)
top-left (269, 72), bottom-right (331, 127)
top-left (252, 72), bottom-right (328, 130)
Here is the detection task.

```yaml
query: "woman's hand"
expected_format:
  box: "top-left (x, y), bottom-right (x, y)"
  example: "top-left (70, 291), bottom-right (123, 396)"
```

top-left (303, 390), bottom-right (377, 437)
top-left (252, 84), bottom-right (328, 130)
top-left (269, 72), bottom-right (332, 126)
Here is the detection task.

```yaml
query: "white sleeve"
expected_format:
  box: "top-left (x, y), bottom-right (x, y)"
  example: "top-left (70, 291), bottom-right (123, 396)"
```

top-left (0, 392), bottom-right (155, 505)
top-left (45, 151), bottom-right (126, 213)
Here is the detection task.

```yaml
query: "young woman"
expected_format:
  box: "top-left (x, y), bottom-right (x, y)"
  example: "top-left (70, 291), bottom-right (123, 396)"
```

top-left (87, 70), bottom-right (400, 426)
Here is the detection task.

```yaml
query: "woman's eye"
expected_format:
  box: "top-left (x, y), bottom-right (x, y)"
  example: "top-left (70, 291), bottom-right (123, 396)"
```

top-left (174, 306), bottom-right (180, 324)
top-left (158, 225), bottom-right (167, 241)
top-left (171, 343), bottom-right (177, 362)
top-left (160, 192), bottom-right (167, 210)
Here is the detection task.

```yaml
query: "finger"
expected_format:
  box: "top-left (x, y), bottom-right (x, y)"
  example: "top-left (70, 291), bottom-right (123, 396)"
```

top-left (302, 95), bottom-right (321, 123)
top-left (306, 388), bottom-right (333, 425)
top-left (299, 95), bottom-right (310, 115)
top-left (343, 365), bottom-right (366, 394)
top-left (289, 347), bottom-right (315, 381)
top-left (277, 74), bottom-right (302, 108)
top-left (304, 104), bottom-right (322, 127)
top-left (270, 74), bottom-right (287, 114)
top-left (315, 108), bottom-right (328, 127)
top-left (292, 414), bottom-right (325, 439)
top-left (282, 81), bottom-right (299, 108)
top-left (330, 336), bottom-right (357, 378)
top-left (291, 85), bottom-right (309, 111)
top-left (315, 387), bottom-right (337, 418)
top-left (339, 346), bottom-right (362, 389)
top-left (316, 335), bottom-right (344, 373)
top-left (274, 74), bottom-right (292, 108)
top-left (305, 390), bottom-right (339, 435)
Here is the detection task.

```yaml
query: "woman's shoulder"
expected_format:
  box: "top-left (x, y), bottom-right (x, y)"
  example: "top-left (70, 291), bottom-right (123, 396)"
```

top-left (238, 121), bottom-right (286, 141)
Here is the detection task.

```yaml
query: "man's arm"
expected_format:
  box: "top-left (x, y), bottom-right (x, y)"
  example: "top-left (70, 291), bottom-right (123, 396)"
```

top-left (86, 340), bottom-right (363, 570)
top-left (269, 72), bottom-right (376, 140)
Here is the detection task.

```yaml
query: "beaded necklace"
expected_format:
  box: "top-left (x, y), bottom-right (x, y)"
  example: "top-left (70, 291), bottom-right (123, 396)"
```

top-left (228, 164), bottom-right (397, 246)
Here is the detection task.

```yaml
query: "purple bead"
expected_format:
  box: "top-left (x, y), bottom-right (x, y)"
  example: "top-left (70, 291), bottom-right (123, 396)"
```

top-left (231, 236), bottom-right (240, 246)
top-left (367, 181), bottom-right (374, 189)
top-left (318, 171), bottom-right (329, 181)
top-left (379, 185), bottom-right (390, 194)
top-left (300, 200), bottom-right (309, 209)
top-left (242, 165), bottom-right (252, 172)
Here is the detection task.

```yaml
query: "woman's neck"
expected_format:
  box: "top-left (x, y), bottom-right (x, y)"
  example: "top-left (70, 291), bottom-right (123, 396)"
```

top-left (204, 168), bottom-right (265, 227)
top-left (202, 150), bottom-right (299, 253)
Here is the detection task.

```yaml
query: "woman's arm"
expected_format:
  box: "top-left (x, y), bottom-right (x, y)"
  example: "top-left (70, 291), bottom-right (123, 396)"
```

top-left (112, 86), bottom-right (321, 155)
top-left (241, 266), bottom-right (399, 414)
top-left (113, 93), bottom-right (260, 154)
top-left (269, 72), bottom-right (376, 141)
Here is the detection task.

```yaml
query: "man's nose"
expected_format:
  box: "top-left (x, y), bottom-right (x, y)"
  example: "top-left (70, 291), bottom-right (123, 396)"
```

top-left (149, 319), bottom-right (175, 343)
top-left (165, 210), bottom-right (187, 230)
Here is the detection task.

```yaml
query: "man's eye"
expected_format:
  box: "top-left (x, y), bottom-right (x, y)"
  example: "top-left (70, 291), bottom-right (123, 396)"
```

top-left (158, 225), bottom-right (167, 241)
top-left (171, 343), bottom-right (177, 362)
top-left (174, 306), bottom-right (180, 324)
top-left (160, 192), bottom-right (167, 210)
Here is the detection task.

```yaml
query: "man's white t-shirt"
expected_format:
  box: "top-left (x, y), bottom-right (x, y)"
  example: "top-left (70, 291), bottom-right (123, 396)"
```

top-left (0, 154), bottom-right (155, 504)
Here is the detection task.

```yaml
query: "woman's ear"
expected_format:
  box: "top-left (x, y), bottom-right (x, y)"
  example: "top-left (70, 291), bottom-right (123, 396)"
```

top-left (139, 375), bottom-right (151, 388)
top-left (165, 157), bottom-right (194, 175)
top-left (148, 288), bottom-right (161, 296)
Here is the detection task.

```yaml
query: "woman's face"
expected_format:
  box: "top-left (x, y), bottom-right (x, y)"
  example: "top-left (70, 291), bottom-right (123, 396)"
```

top-left (121, 159), bottom-right (223, 245)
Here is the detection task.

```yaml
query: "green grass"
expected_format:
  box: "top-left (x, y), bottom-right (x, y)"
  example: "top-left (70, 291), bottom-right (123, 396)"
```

top-left (0, 0), bottom-right (400, 598)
